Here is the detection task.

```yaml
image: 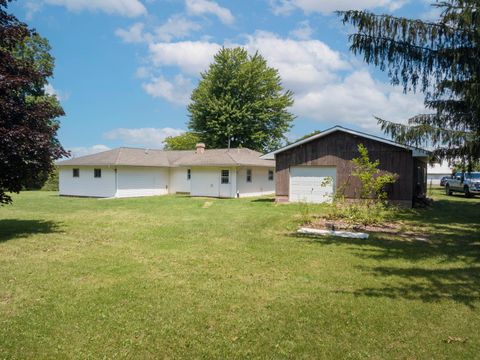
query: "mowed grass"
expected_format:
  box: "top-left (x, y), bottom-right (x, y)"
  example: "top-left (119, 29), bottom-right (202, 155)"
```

top-left (0, 190), bottom-right (479, 359)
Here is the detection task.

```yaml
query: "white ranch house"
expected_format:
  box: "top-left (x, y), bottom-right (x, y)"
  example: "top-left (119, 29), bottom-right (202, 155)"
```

top-left (57, 143), bottom-right (275, 198)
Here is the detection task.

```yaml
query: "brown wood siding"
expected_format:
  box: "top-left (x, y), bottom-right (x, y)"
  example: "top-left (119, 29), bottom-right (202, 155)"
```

top-left (275, 131), bottom-right (415, 203)
top-left (413, 158), bottom-right (428, 198)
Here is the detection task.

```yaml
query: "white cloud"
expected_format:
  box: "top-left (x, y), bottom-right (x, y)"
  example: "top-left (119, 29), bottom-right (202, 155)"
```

top-left (241, 32), bottom-right (425, 130)
top-left (421, 6), bottom-right (442, 21)
top-left (69, 144), bottom-right (111, 158)
top-left (24, 1), bottom-right (43, 20)
top-left (148, 40), bottom-right (221, 74)
top-left (140, 31), bottom-right (426, 130)
top-left (44, 83), bottom-right (59, 97)
top-left (135, 66), bottom-right (151, 79)
top-left (146, 31), bottom-right (349, 81)
top-left (270, 0), bottom-right (407, 15)
top-left (44, 83), bottom-right (70, 101)
top-left (44, 0), bottom-right (147, 17)
top-left (104, 127), bottom-right (185, 148)
top-left (155, 15), bottom-right (202, 42)
top-left (142, 74), bottom-right (194, 105)
top-left (115, 23), bottom-right (151, 43)
top-left (289, 20), bottom-right (313, 40)
top-left (292, 70), bottom-right (426, 130)
top-left (186, 0), bottom-right (234, 24)
top-left (116, 16), bottom-right (201, 44)
top-left (244, 31), bottom-right (350, 91)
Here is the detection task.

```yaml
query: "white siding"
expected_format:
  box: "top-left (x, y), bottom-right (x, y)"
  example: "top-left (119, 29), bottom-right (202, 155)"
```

top-left (116, 166), bottom-right (169, 198)
top-left (59, 166), bottom-right (116, 198)
top-left (169, 167), bottom-right (191, 194)
top-left (59, 165), bottom-right (272, 199)
top-left (236, 167), bottom-right (275, 197)
top-left (190, 167), bottom-right (237, 198)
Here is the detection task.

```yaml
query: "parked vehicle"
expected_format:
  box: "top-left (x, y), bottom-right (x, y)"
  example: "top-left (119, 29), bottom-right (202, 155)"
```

top-left (439, 176), bottom-right (450, 187)
top-left (445, 172), bottom-right (480, 197)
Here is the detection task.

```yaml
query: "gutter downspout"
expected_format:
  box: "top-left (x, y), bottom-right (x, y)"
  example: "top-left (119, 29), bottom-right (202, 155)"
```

top-left (114, 168), bottom-right (118, 197)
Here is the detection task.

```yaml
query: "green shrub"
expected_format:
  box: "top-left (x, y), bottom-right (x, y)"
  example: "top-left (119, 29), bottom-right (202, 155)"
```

top-left (41, 168), bottom-right (59, 191)
top-left (327, 200), bottom-right (397, 226)
top-left (351, 144), bottom-right (397, 200)
top-left (328, 144), bottom-right (399, 226)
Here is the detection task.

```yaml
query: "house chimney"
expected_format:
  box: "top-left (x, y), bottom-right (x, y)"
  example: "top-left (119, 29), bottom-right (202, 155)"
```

top-left (196, 143), bottom-right (205, 154)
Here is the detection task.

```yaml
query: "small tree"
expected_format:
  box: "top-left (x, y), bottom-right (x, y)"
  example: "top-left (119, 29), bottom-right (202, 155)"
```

top-left (328, 144), bottom-right (398, 226)
top-left (351, 144), bottom-right (397, 201)
top-left (164, 132), bottom-right (200, 150)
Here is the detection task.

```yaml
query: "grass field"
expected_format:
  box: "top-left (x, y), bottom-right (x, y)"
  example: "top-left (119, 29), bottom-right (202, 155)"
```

top-left (0, 189), bottom-right (479, 359)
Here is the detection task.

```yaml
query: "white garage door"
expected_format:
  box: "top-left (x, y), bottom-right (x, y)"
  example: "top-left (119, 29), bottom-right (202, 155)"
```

top-left (289, 166), bottom-right (336, 203)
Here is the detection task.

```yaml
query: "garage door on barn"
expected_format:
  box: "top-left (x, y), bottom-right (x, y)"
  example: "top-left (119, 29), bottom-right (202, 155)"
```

top-left (289, 166), bottom-right (336, 203)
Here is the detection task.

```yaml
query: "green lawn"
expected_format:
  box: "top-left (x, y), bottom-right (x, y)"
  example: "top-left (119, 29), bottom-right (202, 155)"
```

top-left (0, 190), bottom-right (479, 359)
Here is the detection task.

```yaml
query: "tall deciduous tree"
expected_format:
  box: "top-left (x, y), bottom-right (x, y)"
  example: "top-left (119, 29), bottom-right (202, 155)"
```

top-left (0, 0), bottom-right (67, 204)
top-left (163, 132), bottom-right (201, 150)
top-left (339, 1), bottom-right (480, 169)
top-left (188, 47), bottom-right (295, 152)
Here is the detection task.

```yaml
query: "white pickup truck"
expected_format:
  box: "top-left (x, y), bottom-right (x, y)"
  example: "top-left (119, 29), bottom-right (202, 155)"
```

top-left (445, 172), bottom-right (480, 197)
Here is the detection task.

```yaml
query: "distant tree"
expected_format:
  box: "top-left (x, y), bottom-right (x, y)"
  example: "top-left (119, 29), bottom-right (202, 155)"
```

top-left (163, 132), bottom-right (201, 150)
top-left (339, 1), bottom-right (480, 170)
top-left (288, 130), bottom-right (321, 145)
top-left (188, 47), bottom-right (295, 152)
top-left (40, 167), bottom-right (59, 191)
top-left (0, 0), bottom-right (67, 204)
top-left (23, 170), bottom-right (50, 190)
top-left (451, 160), bottom-right (480, 173)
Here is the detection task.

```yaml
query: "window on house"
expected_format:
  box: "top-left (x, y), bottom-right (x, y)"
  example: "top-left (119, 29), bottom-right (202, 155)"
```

top-left (73, 168), bottom-right (79, 177)
top-left (246, 169), bottom-right (252, 182)
top-left (187, 169), bottom-right (191, 180)
top-left (268, 170), bottom-right (274, 181)
top-left (94, 168), bottom-right (102, 178)
top-left (221, 169), bottom-right (229, 184)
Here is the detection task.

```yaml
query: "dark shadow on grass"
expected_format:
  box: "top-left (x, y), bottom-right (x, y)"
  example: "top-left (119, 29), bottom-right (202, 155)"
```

top-left (293, 196), bottom-right (480, 307)
top-left (0, 219), bottom-right (60, 242)
top-left (251, 198), bottom-right (275, 203)
top-left (343, 265), bottom-right (480, 309)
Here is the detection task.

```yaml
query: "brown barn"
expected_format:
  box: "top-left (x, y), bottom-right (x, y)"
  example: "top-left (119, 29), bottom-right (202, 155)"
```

top-left (262, 126), bottom-right (429, 207)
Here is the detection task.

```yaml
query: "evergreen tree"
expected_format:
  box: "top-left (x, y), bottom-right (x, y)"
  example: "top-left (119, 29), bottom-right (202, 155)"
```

top-left (339, 1), bottom-right (479, 169)
top-left (188, 47), bottom-right (294, 152)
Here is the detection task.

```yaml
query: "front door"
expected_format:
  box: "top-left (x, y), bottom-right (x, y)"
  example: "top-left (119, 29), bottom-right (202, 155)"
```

top-left (219, 169), bottom-right (232, 198)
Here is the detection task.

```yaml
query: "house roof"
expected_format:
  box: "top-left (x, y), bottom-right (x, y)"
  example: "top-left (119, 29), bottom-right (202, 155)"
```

top-left (260, 126), bottom-right (430, 160)
top-left (56, 147), bottom-right (274, 168)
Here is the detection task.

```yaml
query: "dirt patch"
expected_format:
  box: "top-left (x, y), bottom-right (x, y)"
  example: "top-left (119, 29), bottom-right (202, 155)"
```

top-left (307, 217), bottom-right (428, 241)
top-left (202, 201), bottom-right (213, 208)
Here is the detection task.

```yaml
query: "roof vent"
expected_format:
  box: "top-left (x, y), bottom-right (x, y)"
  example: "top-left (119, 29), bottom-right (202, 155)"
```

top-left (196, 143), bottom-right (205, 154)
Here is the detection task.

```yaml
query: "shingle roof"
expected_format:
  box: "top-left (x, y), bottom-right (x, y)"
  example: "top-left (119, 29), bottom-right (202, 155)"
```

top-left (261, 125), bottom-right (430, 159)
top-left (56, 147), bottom-right (274, 168)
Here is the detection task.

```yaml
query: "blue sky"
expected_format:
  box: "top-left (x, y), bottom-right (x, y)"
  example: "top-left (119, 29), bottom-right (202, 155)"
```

top-left (10, 0), bottom-right (439, 156)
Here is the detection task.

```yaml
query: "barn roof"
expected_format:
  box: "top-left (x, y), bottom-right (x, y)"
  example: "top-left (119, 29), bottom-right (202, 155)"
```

top-left (260, 126), bottom-right (430, 160)
top-left (56, 147), bottom-right (274, 168)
